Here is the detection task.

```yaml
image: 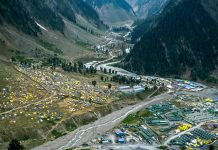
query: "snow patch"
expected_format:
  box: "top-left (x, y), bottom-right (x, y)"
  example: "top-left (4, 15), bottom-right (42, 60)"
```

top-left (35, 21), bottom-right (48, 31)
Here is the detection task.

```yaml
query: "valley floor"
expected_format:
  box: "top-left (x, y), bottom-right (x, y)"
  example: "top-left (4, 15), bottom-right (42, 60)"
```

top-left (33, 89), bottom-right (170, 150)
top-left (0, 26), bottom-right (217, 150)
top-left (31, 51), bottom-right (218, 150)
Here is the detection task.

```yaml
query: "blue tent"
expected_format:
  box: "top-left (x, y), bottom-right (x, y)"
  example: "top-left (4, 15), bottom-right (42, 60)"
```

top-left (117, 138), bottom-right (126, 144)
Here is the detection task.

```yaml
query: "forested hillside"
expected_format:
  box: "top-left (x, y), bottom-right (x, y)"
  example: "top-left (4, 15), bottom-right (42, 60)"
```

top-left (126, 0), bottom-right (169, 42)
top-left (124, 0), bottom-right (218, 82)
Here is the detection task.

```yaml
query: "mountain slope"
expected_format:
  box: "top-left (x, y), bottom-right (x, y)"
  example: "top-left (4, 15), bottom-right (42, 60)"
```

top-left (124, 0), bottom-right (218, 81)
top-left (0, 0), bottom-right (105, 60)
top-left (84, 0), bottom-right (135, 26)
top-left (0, 0), bottom-right (104, 35)
top-left (125, 0), bottom-right (169, 19)
top-left (127, 0), bottom-right (169, 42)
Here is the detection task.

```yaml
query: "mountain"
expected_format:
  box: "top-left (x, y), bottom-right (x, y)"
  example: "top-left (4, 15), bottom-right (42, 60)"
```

top-left (0, 0), bottom-right (105, 60)
top-left (125, 0), bottom-right (169, 19)
top-left (127, 0), bottom-right (169, 42)
top-left (124, 0), bottom-right (218, 82)
top-left (0, 0), bottom-right (104, 35)
top-left (84, 0), bottom-right (135, 26)
top-left (130, 18), bottom-right (154, 42)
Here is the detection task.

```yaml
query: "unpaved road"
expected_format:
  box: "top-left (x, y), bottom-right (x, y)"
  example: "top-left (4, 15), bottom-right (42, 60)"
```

top-left (32, 93), bottom-right (172, 150)
top-left (163, 122), bottom-right (204, 146)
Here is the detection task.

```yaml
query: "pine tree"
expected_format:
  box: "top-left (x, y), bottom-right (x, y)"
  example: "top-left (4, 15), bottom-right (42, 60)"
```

top-left (8, 139), bottom-right (24, 150)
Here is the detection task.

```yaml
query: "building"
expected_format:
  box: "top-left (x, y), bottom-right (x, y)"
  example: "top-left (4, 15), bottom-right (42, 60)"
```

top-left (118, 85), bottom-right (145, 94)
top-left (117, 137), bottom-right (126, 144)
top-left (133, 86), bottom-right (145, 93)
top-left (146, 118), bottom-right (170, 126)
top-left (114, 129), bottom-right (124, 137)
